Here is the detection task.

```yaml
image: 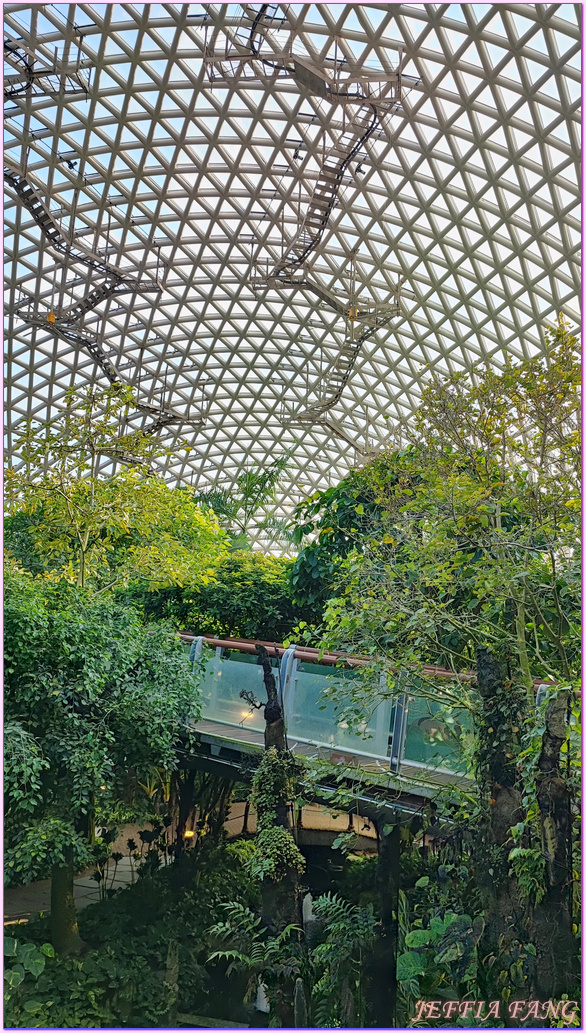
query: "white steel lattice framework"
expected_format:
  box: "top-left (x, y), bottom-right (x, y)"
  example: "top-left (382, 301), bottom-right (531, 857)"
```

top-left (4, 3), bottom-right (581, 546)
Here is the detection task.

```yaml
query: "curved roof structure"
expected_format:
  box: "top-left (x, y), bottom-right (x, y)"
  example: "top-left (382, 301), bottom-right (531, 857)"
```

top-left (4, 3), bottom-right (581, 545)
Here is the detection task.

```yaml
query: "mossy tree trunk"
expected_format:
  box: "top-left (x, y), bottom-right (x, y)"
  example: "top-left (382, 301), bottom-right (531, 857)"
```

top-left (475, 648), bottom-right (576, 1006)
top-left (51, 851), bottom-right (83, 955)
top-left (475, 648), bottom-right (527, 981)
top-left (254, 645), bottom-right (303, 1025)
top-left (368, 820), bottom-right (400, 1028)
top-left (255, 645), bottom-right (301, 930)
top-left (531, 689), bottom-right (576, 996)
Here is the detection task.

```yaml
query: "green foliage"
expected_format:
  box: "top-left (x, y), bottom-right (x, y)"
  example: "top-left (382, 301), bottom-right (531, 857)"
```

top-left (247, 748), bottom-right (305, 882)
top-left (5, 820), bottom-right (92, 886)
top-left (139, 551), bottom-right (307, 641)
top-left (306, 337), bottom-right (580, 1006)
top-left (194, 451), bottom-right (293, 549)
top-left (5, 384), bottom-right (227, 592)
top-left (5, 839), bottom-right (261, 1028)
top-left (208, 901), bottom-right (301, 979)
top-left (335, 852), bottom-right (379, 909)
top-left (508, 848), bottom-right (546, 905)
top-left (4, 939), bottom-right (175, 1027)
top-left (207, 891), bottom-right (376, 1028)
top-left (302, 331), bottom-right (580, 694)
top-left (4, 722), bottom-right (49, 819)
top-left (288, 464), bottom-right (393, 610)
top-left (4, 938), bottom-right (55, 991)
top-left (248, 826), bottom-right (306, 882)
top-left (250, 748), bottom-right (297, 823)
top-left (4, 564), bottom-right (201, 885)
top-left (396, 860), bottom-right (485, 1024)
top-left (310, 892), bottom-right (376, 1027)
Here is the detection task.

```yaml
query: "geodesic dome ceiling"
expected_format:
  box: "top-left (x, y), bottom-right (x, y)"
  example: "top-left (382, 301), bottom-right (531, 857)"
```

top-left (4, 3), bottom-right (581, 545)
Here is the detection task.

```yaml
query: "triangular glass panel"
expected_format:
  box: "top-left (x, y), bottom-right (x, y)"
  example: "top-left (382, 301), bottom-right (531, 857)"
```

top-left (509, 12), bottom-right (537, 42)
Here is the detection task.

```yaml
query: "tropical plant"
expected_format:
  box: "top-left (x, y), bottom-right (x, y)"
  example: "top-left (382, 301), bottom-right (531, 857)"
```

top-left (193, 451), bottom-right (293, 549)
top-left (207, 892), bottom-right (377, 1028)
top-left (296, 324), bottom-right (580, 1004)
top-left (4, 563), bottom-right (201, 954)
top-left (5, 384), bottom-right (228, 592)
top-left (208, 900), bottom-right (302, 1010)
top-left (310, 892), bottom-right (376, 1027)
top-left (5, 839), bottom-right (260, 1028)
top-left (139, 551), bottom-right (308, 640)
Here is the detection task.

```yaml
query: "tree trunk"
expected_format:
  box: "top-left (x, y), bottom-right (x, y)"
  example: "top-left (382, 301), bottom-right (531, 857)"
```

top-left (474, 647), bottom-right (529, 1023)
top-left (255, 644), bottom-right (302, 1024)
top-left (51, 855), bottom-right (83, 955)
top-left (207, 779), bottom-right (233, 840)
top-left (475, 648), bottom-right (526, 945)
top-left (255, 645), bottom-right (300, 931)
top-left (531, 689), bottom-right (576, 997)
top-left (367, 821), bottom-right (400, 1028)
top-left (256, 644), bottom-right (286, 753)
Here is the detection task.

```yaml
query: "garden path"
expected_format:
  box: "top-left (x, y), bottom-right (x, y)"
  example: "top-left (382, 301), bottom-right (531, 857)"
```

top-left (4, 856), bottom-right (134, 926)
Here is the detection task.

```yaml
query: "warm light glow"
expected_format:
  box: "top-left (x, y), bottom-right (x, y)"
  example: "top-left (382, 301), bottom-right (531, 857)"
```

top-left (184, 830), bottom-right (195, 838)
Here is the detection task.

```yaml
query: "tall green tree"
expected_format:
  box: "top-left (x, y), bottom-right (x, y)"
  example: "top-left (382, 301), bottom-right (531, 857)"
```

top-left (4, 384), bottom-right (228, 954)
top-left (4, 563), bottom-right (200, 955)
top-left (295, 323), bottom-right (580, 1003)
top-left (5, 384), bottom-right (228, 591)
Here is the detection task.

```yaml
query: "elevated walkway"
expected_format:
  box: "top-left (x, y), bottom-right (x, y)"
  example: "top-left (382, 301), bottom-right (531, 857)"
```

top-left (181, 635), bottom-right (474, 825)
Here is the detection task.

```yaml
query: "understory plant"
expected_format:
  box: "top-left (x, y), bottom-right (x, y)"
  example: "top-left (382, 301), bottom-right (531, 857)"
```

top-left (207, 891), bottom-right (376, 1028)
top-left (4, 838), bottom-right (260, 1029)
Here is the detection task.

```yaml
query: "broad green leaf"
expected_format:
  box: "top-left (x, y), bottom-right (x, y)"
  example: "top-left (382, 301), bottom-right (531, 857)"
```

top-left (405, 928), bottom-right (432, 948)
top-left (4, 965), bottom-right (25, 988)
top-left (396, 951), bottom-right (426, 980)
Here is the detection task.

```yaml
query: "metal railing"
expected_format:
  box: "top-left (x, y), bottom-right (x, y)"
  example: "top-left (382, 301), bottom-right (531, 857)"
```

top-left (182, 634), bottom-right (476, 779)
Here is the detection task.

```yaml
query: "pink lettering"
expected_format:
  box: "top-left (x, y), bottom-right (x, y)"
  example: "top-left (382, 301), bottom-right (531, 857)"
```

top-left (561, 1001), bottom-right (577, 1023)
top-left (427, 1002), bottom-right (441, 1018)
top-left (443, 1002), bottom-right (458, 1018)
top-left (413, 1001), bottom-right (427, 1023)
top-left (486, 1001), bottom-right (501, 1019)
top-left (459, 1002), bottom-right (475, 1018)
top-left (475, 1001), bottom-right (485, 1018)
top-left (523, 1002), bottom-right (541, 1021)
top-left (509, 1001), bottom-right (527, 1018)
top-left (541, 1001), bottom-right (561, 1020)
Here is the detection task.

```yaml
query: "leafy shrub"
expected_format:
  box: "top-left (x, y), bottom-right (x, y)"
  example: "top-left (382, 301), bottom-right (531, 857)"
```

top-left (139, 552), bottom-right (309, 641)
top-left (5, 839), bottom-right (261, 1028)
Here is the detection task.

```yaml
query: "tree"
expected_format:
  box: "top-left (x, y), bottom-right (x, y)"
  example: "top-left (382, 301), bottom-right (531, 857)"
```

top-left (4, 562), bottom-right (201, 954)
top-left (193, 451), bottom-right (293, 550)
top-left (138, 552), bottom-right (309, 641)
top-left (287, 466), bottom-right (388, 613)
top-left (5, 384), bottom-right (228, 592)
top-left (4, 384), bottom-right (230, 955)
top-left (297, 324), bottom-right (580, 1003)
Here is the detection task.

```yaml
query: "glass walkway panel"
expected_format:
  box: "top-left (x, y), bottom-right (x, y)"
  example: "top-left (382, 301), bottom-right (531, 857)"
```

top-left (186, 637), bottom-right (471, 780)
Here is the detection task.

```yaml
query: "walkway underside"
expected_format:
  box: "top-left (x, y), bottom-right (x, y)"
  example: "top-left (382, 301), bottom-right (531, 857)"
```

top-left (183, 717), bottom-right (463, 829)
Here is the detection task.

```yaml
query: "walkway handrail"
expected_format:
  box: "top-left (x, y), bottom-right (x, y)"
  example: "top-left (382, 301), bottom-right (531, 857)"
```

top-left (178, 632), bottom-right (560, 691)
